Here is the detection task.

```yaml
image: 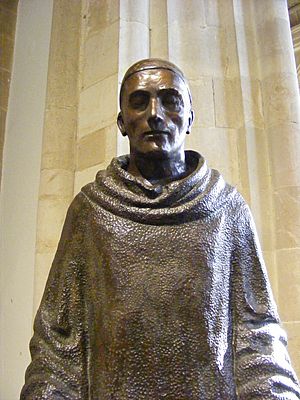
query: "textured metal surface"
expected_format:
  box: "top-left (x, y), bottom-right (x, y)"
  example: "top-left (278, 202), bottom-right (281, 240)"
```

top-left (21, 151), bottom-right (300, 399)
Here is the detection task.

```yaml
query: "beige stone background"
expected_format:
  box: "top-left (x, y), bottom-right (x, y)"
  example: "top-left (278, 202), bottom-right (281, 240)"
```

top-left (1, 0), bottom-right (300, 398)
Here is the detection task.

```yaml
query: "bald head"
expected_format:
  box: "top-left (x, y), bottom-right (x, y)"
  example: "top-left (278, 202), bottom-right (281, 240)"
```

top-left (119, 58), bottom-right (192, 108)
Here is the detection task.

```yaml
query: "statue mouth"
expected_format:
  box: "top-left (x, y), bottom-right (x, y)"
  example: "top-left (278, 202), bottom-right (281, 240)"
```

top-left (143, 130), bottom-right (169, 137)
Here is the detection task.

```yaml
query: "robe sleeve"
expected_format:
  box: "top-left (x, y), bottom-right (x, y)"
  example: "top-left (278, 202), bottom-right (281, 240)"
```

top-left (232, 203), bottom-right (300, 399)
top-left (20, 194), bottom-right (89, 400)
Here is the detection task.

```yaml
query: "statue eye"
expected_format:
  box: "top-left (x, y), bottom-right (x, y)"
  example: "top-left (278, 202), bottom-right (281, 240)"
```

top-left (161, 91), bottom-right (183, 111)
top-left (129, 91), bottom-right (149, 110)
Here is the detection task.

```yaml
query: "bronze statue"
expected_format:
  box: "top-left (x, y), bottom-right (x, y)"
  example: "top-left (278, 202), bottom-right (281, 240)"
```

top-left (21, 59), bottom-right (300, 399)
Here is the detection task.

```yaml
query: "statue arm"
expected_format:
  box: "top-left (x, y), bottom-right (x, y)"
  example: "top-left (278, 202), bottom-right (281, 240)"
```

top-left (232, 203), bottom-right (300, 399)
top-left (20, 194), bottom-right (89, 400)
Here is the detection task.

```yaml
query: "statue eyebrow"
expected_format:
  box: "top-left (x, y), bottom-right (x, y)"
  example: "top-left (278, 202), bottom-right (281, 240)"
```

top-left (129, 90), bottom-right (149, 100)
top-left (158, 88), bottom-right (183, 98)
top-left (128, 88), bottom-right (184, 105)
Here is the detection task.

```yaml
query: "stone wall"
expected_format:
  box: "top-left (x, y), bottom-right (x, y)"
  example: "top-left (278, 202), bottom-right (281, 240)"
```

top-left (0, 0), bottom-right (18, 186)
top-left (74, 0), bottom-right (151, 192)
top-left (74, 0), bottom-right (120, 193)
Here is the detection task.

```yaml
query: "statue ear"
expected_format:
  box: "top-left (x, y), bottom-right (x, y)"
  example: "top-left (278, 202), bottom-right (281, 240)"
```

top-left (186, 109), bottom-right (194, 134)
top-left (117, 112), bottom-right (127, 137)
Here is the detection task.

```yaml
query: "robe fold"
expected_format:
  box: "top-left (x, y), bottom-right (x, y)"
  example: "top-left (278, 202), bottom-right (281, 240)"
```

top-left (21, 151), bottom-right (300, 399)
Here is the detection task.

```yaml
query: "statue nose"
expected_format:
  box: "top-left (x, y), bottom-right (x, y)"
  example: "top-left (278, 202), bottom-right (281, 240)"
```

top-left (147, 98), bottom-right (164, 131)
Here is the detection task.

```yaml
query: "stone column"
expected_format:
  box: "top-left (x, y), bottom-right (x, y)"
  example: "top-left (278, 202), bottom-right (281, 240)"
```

top-left (0, 1), bottom-right (53, 396)
top-left (288, 2), bottom-right (300, 371)
top-left (231, 0), bottom-right (276, 298)
top-left (255, 0), bottom-right (300, 375)
top-left (150, 0), bottom-right (168, 59)
top-left (33, 0), bottom-right (81, 313)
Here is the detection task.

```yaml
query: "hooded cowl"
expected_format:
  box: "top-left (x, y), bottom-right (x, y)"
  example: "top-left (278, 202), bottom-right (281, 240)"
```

top-left (21, 151), bottom-right (300, 400)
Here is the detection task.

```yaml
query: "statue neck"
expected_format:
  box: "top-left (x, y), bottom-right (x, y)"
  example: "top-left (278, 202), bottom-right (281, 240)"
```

top-left (127, 150), bottom-right (189, 185)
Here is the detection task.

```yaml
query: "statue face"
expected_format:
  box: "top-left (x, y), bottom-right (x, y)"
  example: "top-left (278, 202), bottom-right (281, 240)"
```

top-left (118, 69), bottom-right (193, 158)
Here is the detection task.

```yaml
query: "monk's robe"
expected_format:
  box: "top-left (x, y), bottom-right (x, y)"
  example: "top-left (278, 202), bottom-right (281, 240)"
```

top-left (21, 151), bottom-right (300, 399)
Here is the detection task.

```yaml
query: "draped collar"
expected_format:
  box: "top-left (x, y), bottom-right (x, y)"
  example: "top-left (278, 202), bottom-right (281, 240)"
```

top-left (82, 151), bottom-right (236, 225)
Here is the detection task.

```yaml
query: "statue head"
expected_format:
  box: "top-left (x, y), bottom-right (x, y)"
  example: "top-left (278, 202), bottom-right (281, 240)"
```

top-left (117, 58), bottom-right (194, 160)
